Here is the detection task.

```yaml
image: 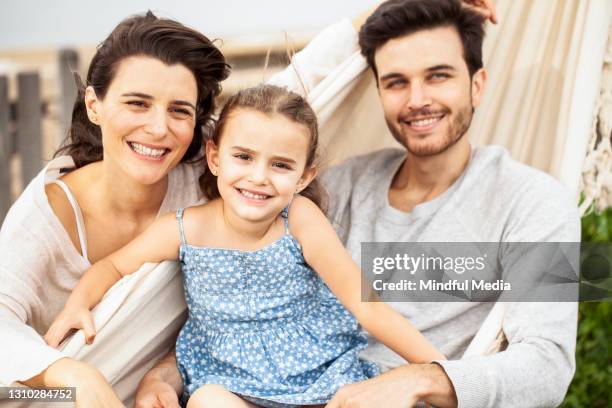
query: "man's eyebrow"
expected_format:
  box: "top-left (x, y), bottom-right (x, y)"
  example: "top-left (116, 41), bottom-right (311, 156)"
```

top-left (426, 64), bottom-right (456, 72)
top-left (121, 92), bottom-right (196, 110)
top-left (379, 72), bottom-right (405, 82)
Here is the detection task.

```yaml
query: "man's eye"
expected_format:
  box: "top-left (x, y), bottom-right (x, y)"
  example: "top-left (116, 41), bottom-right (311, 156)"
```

top-left (428, 73), bottom-right (450, 81)
top-left (385, 79), bottom-right (406, 89)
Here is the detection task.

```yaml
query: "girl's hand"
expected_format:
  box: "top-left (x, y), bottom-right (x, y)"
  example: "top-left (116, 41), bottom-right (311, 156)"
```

top-left (44, 305), bottom-right (96, 348)
top-left (462, 0), bottom-right (498, 24)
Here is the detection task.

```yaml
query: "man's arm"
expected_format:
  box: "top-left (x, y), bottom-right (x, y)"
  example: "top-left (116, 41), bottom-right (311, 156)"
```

top-left (327, 363), bottom-right (457, 408)
top-left (134, 349), bottom-right (183, 408)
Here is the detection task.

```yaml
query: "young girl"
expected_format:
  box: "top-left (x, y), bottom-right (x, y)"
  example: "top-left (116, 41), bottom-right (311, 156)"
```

top-left (45, 84), bottom-right (445, 408)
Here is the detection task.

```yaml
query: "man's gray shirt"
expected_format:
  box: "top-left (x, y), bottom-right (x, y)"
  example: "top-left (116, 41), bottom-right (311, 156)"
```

top-left (321, 146), bottom-right (580, 408)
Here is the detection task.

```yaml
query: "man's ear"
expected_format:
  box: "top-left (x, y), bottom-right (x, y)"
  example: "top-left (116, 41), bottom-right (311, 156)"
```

top-left (296, 166), bottom-right (318, 194)
top-left (471, 68), bottom-right (487, 108)
top-left (205, 140), bottom-right (220, 176)
top-left (84, 86), bottom-right (100, 125)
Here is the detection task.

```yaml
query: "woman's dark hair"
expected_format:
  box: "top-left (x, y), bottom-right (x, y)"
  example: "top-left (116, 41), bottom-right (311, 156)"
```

top-left (200, 84), bottom-right (326, 210)
top-left (55, 11), bottom-right (230, 168)
top-left (359, 0), bottom-right (485, 79)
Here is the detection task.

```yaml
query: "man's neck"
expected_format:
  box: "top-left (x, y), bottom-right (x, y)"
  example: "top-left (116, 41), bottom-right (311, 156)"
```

top-left (389, 139), bottom-right (471, 212)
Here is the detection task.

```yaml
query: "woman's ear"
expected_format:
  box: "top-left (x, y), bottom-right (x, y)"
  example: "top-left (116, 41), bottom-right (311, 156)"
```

top-left (205, 139), bottom-right (220, 176)
top-left (84, 86), bottom-right (100, 125)
top-left (296, 166), bottom-right (317, 193)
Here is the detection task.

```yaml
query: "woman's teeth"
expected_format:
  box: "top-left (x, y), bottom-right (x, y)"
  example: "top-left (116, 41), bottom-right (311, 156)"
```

top-left (129, 142), bottom-right (167, 158)
top-left (240, 189), bottom-right (268, 200)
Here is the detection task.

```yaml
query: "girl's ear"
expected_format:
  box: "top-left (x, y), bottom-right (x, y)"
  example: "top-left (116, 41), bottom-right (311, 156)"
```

top-left (296, 166), bottom-right (317, 193)
top-left (205, 139), bottom-right (220, 176)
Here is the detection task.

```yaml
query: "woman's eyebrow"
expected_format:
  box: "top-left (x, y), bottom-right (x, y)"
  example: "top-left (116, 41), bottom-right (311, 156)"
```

top-left (121, 92), bottom-right (196, 110)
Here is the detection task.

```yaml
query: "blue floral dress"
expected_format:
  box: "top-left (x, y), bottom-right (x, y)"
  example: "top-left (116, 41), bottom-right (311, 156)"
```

top-left (174, 207), bottom-right (378, 407)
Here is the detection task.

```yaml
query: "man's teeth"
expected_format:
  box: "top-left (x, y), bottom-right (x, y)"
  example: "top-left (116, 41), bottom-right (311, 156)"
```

top-left (130, 142), bottom-right (166, 158)
top-left (410, 116), bottom-right (442, 127)
top-left (240, 189), bottom-right (268, 200)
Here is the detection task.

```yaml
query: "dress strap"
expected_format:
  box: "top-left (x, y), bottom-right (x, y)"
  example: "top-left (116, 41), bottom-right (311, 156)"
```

top-left (176, 208), bottom-right (187, 245)
top-left (51, 179), bottom-right (89, 262)
top-left (280, 197), bottom-right (294, 234)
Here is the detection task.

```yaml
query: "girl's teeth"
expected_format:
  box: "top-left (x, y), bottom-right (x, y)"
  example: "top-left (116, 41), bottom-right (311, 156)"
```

top-left (241, 189), bottom-right (267, 200)
top-left (130, 142), bottom-right (166, 158)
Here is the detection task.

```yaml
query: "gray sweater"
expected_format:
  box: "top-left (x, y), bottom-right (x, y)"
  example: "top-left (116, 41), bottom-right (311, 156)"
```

top-left (321, 146), bottom-right (580, 408)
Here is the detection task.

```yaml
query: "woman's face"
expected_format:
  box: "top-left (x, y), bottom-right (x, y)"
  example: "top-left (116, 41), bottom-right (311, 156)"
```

top-left (86, 55), bottom-right (198, 185)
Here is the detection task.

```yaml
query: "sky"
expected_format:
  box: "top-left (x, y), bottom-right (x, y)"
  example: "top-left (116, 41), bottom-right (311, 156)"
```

top-left (0, 0), bottom-right (377, 51)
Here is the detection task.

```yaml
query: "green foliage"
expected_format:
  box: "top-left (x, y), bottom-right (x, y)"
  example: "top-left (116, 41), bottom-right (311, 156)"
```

top-left (562, 208), bottom-right (612, 408)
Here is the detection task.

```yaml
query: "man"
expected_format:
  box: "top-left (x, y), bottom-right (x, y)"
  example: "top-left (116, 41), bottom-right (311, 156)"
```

top-left (136, 1), bottom-right (579, 407)
top-left (323, 1), bottom-right (579, 407)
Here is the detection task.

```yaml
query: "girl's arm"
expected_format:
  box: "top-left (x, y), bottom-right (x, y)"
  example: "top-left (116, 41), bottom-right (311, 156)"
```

top-left (289, 196), bottom-right (445, 363)
top-left (44, 212), bottom-right (181, 347)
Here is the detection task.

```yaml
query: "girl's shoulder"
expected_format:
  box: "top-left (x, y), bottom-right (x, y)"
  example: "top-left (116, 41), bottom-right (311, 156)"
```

top-left (286, 195), bottom-right (328, 236)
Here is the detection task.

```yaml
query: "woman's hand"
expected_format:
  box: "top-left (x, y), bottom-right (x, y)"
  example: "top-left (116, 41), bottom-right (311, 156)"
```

top-left (44, 304), bottom-right (96, 348)
top-left (23, 358), bottom-right (124, 408)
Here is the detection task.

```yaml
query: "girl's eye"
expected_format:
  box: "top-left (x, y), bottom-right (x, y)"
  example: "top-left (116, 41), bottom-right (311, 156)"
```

top-left (272, 162), bottom-right (292, 170)
top-left (234, 153), bottom-right (251, 161)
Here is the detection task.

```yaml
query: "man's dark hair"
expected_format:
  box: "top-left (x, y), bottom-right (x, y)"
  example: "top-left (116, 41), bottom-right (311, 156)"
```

top-left (358, 0), bottom-right (485, 79)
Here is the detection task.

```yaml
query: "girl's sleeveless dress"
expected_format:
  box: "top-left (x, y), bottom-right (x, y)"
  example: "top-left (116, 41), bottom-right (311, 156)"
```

top-left (174, 207), bottom-right (379, 407)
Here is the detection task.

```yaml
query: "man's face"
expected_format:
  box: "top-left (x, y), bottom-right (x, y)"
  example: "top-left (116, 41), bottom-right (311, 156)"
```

top-left (374, 26), bottom-right (486, 157)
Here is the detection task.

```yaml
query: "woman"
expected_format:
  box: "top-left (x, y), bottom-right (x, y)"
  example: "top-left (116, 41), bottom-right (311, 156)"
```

top-left (0, 11), bottom-right (228, 407)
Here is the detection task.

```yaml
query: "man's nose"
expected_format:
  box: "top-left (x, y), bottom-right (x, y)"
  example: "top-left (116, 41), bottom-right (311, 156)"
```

top-left (407, 81), bottom-right (431, 110)
top-left (144, 106), bottom-right (168, 138)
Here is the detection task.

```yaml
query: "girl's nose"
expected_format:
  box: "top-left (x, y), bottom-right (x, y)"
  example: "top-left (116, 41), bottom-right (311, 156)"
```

top-left (248, 163), bottom-right (268, 185)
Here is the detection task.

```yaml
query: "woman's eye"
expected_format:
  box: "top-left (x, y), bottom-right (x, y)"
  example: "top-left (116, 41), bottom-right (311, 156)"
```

top-left (126, 100), bottom-right (147, 108)
top-left (171, 107), bottom-right (192, 117)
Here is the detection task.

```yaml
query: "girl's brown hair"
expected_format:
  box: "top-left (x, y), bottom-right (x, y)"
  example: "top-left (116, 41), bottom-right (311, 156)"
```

top-left (200, 84), bottom-right (326, 210)
top-left (55, 11), bottom-right (230, 168)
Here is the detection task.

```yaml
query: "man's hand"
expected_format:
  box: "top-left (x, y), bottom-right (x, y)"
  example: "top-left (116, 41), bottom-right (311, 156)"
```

top-left (326, 364), bottom-right (457, 408)
top-left (134, 349), bottom-right (183, 408)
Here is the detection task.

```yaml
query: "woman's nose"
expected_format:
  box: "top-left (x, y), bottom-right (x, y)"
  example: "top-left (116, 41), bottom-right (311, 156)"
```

top-left (144, 106), bottom-right (168, 138)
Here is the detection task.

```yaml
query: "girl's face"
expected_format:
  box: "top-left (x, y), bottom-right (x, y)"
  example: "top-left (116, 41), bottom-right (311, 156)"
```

top-left (85, 55), bottom-right (198, 185)
top-left (206, 109), bottom-right (316, 223)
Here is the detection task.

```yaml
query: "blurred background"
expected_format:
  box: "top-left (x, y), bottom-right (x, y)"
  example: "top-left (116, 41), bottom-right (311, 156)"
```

top-left (0, 1), bottom-right (610, 407)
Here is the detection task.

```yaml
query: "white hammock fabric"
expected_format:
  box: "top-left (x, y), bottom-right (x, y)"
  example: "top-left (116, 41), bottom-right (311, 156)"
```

top-left (5, 1), bottom-right (609, 406)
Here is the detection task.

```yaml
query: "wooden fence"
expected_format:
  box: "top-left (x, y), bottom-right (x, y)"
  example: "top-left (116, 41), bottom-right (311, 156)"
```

top-left (0, 50), bottom-right (78, 223)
